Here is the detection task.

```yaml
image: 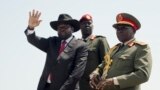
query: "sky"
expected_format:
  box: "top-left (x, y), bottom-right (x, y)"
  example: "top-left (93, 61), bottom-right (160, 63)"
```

top-left (0, 0), bottom-right (159, 90)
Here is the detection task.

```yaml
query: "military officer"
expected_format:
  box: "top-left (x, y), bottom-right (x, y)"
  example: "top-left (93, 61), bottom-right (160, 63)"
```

top-left (79, 14), bottom-right (110, 90)
top-left (90, 13), bottom-right (152, 90)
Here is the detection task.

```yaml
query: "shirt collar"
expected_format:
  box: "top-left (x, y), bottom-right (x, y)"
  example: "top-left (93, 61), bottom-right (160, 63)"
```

top-left (123, 38), bottom-right (135, 45)
top-left (62, 35), bottom-right (73, 44)
top-left (82, 34), bottom-right (95, 40)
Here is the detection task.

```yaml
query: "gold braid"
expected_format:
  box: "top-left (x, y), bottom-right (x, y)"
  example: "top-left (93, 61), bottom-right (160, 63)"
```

top-left (101, 45), bottom-right (118, 79)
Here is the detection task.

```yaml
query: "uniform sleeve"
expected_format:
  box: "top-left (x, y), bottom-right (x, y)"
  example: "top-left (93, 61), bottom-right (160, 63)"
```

top-left (116, 44), bottom-right (152, 88)
top-left (24, 29), bottom-right (49, 52)
top-left (90, 61), bottom-right (105, 76)
top-left (90, 37), bottom-right (110, 76)
top-left (98, 37), bottom-right (110, 64)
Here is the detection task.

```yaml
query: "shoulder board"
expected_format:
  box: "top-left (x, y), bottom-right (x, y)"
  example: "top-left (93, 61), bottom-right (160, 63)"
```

top-left (89, 35), bottom-right (96, 40)
top-left (89, 35), bottom-right (106, 40)
top-left (96, 35), bottom-right (106, 38)
top-left (134, 41), bottom-right (147, 46)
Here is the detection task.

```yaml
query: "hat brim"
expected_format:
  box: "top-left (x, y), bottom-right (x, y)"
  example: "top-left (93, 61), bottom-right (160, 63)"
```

top-left (50, 20), bottom-right (80, 32)
top-left (113, 23), bottom-right (133, 29)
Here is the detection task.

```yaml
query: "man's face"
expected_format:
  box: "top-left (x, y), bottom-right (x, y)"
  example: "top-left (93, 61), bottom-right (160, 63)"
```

top-left (115, 25), bottom-right (135, 43)
top-left (80, 20), bottom-right (93, 37)
top-left (57, 23), bottom-right (73, 40)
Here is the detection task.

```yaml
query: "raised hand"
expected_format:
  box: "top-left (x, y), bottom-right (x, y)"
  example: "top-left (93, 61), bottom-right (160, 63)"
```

top-left (28, 10), bottom-right (42, 29)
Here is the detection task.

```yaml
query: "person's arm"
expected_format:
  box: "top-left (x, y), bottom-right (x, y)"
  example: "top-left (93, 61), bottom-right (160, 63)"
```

top-left (116, 44), bottom-right (152, 88)
top-left (89, 61), bottom-right (105, 89)
top-left (98, 37), bottom-right (110, 64)
top-left (24, 10), bottom-right (49, 52)
top-left (59, 43), bottom-right (88, 90)
top-left (24, 29), bottom-right (49, 52)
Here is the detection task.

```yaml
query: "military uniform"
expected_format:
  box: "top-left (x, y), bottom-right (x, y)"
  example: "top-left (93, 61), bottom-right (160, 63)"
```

top-left (80, 35), bottom-right (110, 90)
top-left (96, 39), bottom-right (152, 90)
top-left (92, 13), bottom-right (152, 90)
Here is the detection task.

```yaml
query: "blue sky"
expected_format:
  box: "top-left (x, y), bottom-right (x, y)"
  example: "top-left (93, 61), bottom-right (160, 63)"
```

top-left (0, 0), bottom-right (159, 90)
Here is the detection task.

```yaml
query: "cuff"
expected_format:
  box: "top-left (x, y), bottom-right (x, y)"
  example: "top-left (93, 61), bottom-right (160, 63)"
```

top-left (113, 77), bottom-right (119, 85)
top-left (27, 30), bottom-right (35, 35)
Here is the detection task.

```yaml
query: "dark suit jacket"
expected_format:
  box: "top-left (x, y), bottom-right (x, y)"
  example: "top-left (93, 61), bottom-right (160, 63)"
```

top-left (25, 30), bottom-right (88, 90)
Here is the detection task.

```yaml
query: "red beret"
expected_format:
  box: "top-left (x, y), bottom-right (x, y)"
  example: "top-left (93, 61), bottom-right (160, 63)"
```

top-left (79, 14), bottom-right (92, 22)
top-left (113, 13), bottom-right (141, 30)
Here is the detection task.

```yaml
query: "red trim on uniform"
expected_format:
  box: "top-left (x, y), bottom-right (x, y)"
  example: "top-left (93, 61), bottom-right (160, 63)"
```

top-left (120, 18), bottom-right (138, 30)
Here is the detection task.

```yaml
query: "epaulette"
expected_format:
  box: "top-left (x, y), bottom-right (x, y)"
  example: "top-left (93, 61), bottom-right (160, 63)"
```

top-left (89, 35), bottom-right (106, 40)
top-left (96, 35), bottom-right (106, 38)
top-left (134, 41), bottom-right (147, 46)
top-left (89, 35), bottom-right (96, 40)
top-left (127, 41), bottom-right (147, 47)
top-left (127, 41), bottom-right (135, 47)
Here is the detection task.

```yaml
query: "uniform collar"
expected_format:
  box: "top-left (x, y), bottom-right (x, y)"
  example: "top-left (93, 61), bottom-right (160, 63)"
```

top-left (123, 38), bottom-right (136, 46)
top-left (82, 34), bottom-right (96, 41)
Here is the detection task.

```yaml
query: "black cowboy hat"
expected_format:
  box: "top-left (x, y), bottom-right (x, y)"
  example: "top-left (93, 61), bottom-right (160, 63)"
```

top-left (50, 14), bottom-right (80, 32)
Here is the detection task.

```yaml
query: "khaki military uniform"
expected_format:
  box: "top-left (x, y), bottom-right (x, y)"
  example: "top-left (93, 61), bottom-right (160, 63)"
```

top-left (80, 35), bottom-right (110, 90)
top-left (95, 39), bottom-right (152, 90)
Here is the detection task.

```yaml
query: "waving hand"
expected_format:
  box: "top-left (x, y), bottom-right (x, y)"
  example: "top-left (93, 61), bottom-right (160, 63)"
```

top-left (28, 10), bottom-right (42, 29)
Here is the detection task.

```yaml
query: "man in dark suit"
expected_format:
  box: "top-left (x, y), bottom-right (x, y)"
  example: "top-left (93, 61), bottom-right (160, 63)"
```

top-left (24, 10), bottom-right (88, 90)
top-left (90, 13), bottom-right (152, 90)
top-left (79, 14), bottom-right (110, 90)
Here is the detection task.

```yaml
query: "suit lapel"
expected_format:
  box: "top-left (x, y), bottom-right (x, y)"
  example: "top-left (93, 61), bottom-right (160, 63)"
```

top-left (64, 37), bottom-right (76, 53)
top-left (112, 44), bottom-right (129, 58)
top-left (57, 37), bottom-right (76, 60)
top-left (57, 38), bottom-right (61, 54)
top-left (115, 45), bottom-right (126, 57)
top-left (110, 43), bottom-right (121, 58)
top-left (111, 39), bottom-right (136, 59)
top-left (50, 38), bottom-right (61, 64)
top-left (84, 37), bottom-right (92, 47)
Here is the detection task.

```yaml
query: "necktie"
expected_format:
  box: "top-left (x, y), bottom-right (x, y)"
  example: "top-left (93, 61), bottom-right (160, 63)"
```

top-left (47, 41), bottom-right (66, 83)
top-left (59, 40), bottom-right (66, 54)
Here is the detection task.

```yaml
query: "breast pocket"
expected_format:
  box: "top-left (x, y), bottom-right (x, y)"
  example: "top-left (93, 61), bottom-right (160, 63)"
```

top-left (116, 55), bottom-right (134, 70)
top-left (119, 55), bottom-right (133, 60)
